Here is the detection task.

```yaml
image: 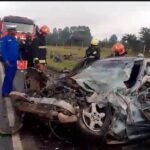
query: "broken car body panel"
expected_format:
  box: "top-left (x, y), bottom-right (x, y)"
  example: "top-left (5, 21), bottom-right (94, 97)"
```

top-left (10, 57), bottom-right (150, 144)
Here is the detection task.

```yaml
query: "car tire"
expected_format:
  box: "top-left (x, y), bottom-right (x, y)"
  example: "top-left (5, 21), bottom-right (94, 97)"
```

top-left (77, 102), bottom-right (113, 141)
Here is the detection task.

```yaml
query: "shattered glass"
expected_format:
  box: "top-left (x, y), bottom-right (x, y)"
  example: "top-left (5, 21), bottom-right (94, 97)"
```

top-left (72, 60), bottom-right (134, 94)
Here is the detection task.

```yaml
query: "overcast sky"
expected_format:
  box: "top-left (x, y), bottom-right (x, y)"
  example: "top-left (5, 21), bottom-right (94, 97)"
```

top-left (0, 2), bottom-right (150, 40)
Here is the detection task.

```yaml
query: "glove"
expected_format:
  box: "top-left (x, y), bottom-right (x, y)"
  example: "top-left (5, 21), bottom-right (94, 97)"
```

top-left (92, 51), bottom-right (97, 55)
top-left (89, 56), bottom-right (95, 59)
top-left (34, 58), bottom-right (39, 64)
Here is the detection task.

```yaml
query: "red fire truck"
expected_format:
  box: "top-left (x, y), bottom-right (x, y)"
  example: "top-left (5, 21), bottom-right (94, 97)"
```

top-left (0, 16), bottom-right (36, 61)
top-left (0, 15), bottom-right (36, 40)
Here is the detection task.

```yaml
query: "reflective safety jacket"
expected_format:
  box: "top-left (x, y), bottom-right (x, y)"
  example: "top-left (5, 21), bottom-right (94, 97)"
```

top-left (1, 35), bottom-right (19, 63)
top-left (85, 45), bottom-right (101, 59)
top-left (32, 34), bottom-right (47, 64)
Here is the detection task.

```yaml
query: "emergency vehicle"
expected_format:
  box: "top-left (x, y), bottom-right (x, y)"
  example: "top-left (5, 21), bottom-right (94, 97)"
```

top-left (0, 15), bottom-right (36, 61)
top-left (0, 15), bottom-right (35, 39)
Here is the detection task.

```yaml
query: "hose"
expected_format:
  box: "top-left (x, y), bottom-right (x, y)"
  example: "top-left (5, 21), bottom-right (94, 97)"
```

top-left (48, 120), bottom-right (72, 144)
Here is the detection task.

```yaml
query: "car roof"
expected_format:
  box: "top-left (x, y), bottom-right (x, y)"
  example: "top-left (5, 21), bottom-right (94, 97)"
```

top-left (100, 56), bottom-right (145, 62)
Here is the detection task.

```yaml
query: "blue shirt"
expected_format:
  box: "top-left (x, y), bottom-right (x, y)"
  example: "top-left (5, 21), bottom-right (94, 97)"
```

top-left (0, 38), bottom-right (2, 61)
top-left (1, 35), bottom-right (19, 62)
top-left (0, 38), bottom-right (2, 56)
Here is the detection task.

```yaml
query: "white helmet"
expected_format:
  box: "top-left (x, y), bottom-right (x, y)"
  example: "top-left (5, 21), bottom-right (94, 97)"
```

top-left (137, 53), bottom-right (144, 58)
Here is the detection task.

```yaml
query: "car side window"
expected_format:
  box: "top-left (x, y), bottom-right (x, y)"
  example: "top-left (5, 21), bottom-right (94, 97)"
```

top-left (124, 61), bottom-right (142, 88)
top-left (146, 62), bottom-right (150, 76)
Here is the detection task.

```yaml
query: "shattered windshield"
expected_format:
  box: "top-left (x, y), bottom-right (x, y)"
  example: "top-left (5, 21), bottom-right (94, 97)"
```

top-left (72, 59), bottom-right (134, 93)
top-left (3, 22), bottom-right (33, 33)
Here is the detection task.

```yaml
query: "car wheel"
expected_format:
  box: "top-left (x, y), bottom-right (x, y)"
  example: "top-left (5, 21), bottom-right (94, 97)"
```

top-left (77, 102), bottom-right (112, 140)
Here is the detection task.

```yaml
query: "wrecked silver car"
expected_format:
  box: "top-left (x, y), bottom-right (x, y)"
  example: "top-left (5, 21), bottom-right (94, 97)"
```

top-left (10, 57), bottom-right (150, 144)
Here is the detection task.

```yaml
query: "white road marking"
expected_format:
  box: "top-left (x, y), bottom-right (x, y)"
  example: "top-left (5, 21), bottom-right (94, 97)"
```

top-left (12, 133), bottom-right (23, 150)
top-left (0, 62), bottom-right (23, 150)
top-left (0, 62), bottom-right (4, 81)
top-left (5, 98), bottom-right (15, 127)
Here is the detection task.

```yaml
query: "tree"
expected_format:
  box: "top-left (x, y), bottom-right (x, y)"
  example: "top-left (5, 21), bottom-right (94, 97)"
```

top-left (61, 27), bottom-right (71, 45)
top-left (109, 34), bottom-right (118, 46)
top-left (121, 34), bottom-right (142, 52)
top-left (46, 26), bottom-right (92, 46)
top-left (69, 26), bottom-right (92, 46)
top-left (101, 38), bottom-right (110, 48)
top-left (46, 28), bottom-right (59, 46)
top-left (139, 27), bottom-right (150, 52)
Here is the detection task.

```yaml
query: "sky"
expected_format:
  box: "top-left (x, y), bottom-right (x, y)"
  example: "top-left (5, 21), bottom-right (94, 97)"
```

top-left (0, 1), bottom-right (150, 40)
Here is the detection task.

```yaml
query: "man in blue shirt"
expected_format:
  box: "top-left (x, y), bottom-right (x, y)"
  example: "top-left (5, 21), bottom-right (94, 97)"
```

top-left (0, 38), bottom-right (2, 62)
top-left (1, 25), bottom-right (20, 97)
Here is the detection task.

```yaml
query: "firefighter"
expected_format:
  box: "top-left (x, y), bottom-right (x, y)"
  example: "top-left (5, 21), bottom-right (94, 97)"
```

top-left (19, 32), bottom-right (33, 67)
top-left (19, 37), bottom-right (26, 59)
top-left (83, 38), bottom-right (101, 66)
top-left (112, 42), bottom-right (127, 57)
top-left (71, 38), bottom-right (100, 74)
top-left (85, 38), bottom-right (100, 61)
top-left (32, 25), bottom-right (50, 72)
top-left (1, 25), bottom-right (20, 97)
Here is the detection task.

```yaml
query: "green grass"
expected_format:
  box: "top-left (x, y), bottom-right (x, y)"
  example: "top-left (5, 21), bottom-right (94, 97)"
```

top-left (46, 46), bottom-right (85, 70)
top-left (46, 46), bottom-right (150, 71)
top-left (47, 58), bottom-right (77, 70)
top-left (47, 46), bottom-right (85, 58)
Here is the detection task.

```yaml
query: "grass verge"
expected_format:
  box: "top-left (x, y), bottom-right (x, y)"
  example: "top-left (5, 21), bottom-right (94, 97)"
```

top-left (46, 46), bottom-right (150, 71)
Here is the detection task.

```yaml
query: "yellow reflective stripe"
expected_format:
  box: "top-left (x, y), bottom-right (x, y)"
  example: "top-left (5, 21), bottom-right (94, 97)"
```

top-left (33, 58), bottom-right (46, 63)
top-left (33, 58), bottom-right (39, 61)
top-left (39, 60), bottom-right (46, 63)
top-left (38, 46), bottom-right (47, 49)
top-left (33, 58), bottom-right (39, 63)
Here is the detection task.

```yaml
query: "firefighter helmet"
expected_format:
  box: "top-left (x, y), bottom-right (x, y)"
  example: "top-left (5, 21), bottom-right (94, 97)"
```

top-left (137, 53), bottom-right (144, 58)
top-left (112, 42), bottom-right (125, 55)
top-left (91, 38), bottom-right (99, 46)
top-left (40, 25), bottom-right (50, 34)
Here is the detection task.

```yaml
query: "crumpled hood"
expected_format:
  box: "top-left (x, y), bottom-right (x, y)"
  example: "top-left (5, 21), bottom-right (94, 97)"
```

top-left (71, 59), bottom-right (134, 94)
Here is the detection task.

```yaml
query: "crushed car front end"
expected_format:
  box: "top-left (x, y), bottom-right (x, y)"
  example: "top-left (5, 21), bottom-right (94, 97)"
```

top-left (10, 57), bottom-right (150, 144)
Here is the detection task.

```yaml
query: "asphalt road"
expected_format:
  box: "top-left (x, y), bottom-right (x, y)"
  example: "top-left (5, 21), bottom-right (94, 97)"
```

top-left (0, 66), bottom-right (150, 150)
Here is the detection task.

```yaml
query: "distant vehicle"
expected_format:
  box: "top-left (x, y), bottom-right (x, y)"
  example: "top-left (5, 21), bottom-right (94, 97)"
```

top-left (0, 15), bottom-right (36, 40)
top-left (0, 15), bottom-right (36, 61)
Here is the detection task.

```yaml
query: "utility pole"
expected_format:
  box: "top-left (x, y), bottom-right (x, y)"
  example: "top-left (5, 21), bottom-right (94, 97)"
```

top-left (143, 44), bottom-right (146, 55)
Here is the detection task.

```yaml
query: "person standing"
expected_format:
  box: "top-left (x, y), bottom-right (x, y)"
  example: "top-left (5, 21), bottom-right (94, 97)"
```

top-left (0, 37), bottom-right (3, 62)
top-left (32, 25), bottom-right (50, 72)
top-left (19, 32), bottom-right (33, 67)
top-left (112, 42), bottom-right (127, 57)
top-left (84, 38), bottom-right (101, 63)
top-left (1, 25), bottom-right (20, 97)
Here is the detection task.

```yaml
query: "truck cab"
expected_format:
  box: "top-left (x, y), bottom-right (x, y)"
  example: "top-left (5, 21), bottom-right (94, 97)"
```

top-left (0, 15), bottom-right (36, 61)
top-left (0, 15), bottom-right (35, 39)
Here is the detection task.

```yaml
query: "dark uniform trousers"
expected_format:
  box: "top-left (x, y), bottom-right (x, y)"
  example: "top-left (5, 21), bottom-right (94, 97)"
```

top-left (32, 35), bottom-right (47, 72)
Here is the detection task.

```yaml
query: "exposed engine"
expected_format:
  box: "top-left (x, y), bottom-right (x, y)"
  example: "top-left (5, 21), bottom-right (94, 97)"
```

top-left (24, 68), bottom-right (92, 108)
